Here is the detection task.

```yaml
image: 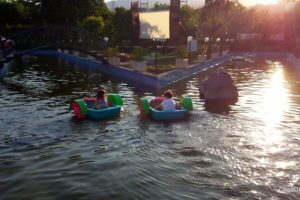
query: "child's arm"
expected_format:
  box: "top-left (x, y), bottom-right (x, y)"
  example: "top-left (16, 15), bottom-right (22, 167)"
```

top-left (155, 101), bottom-right (164, 110)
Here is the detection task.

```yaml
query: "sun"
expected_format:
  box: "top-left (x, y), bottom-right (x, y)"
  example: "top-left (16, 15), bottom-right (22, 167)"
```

top-left (241, 0), bottom-right (279, 6)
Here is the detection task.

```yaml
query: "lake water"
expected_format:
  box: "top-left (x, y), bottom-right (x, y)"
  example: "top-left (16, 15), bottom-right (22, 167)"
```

top-left (0, 55), bottom-right (300, 199)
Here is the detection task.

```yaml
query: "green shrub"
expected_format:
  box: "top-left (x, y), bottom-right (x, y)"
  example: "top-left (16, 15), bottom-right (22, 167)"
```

top-left (105, 47), bottom-right (119, 58)
top-left (147, 64), bottom-right (176, 74)
top-left (79, 51), bottom-right (87, 57)
top-left (198, 44), bottom-right (207, 55)
top-left (175, 45), bottom-right (188, 59)
top-left (131, 46), bottom-right (148, 61)
top-left (211, 44), bottom-right (219, 53)
top-left (78, 16), bottom-right (104, 35)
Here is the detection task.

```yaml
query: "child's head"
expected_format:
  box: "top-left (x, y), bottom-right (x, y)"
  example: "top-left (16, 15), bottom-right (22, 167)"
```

top-left (97, 89), bottom-right (106, 99)
top-left (163, 90), bottom-right (173, 98)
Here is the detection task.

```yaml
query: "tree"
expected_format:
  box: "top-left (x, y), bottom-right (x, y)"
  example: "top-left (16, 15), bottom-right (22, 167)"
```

top-left (179, 5), bottom-right (201, 40)
top-left (199, 0), bottom-right (245, 39)
top-left (78, 16), bottom-right (104, 35)
top-left (152, 2), bottom-right (170, 10)
top-left (113, 7), bottom-right (131, 43)
top-left (36, 0), bottom-right (109, 25)
top-left (0, 0), bottom-right (41, 29)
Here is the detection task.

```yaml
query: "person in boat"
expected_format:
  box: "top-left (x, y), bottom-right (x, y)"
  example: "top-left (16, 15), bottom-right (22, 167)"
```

top-left (94, 89), bottom-right (109, 109)
top-left (156, 90), bottom-right (176, 111)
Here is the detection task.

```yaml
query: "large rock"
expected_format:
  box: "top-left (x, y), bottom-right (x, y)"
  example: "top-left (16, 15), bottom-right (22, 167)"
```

top-left (200, 71), bottom-right (238, 104)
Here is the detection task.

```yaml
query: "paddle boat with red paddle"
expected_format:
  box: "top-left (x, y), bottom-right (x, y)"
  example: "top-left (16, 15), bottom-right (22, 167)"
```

top-left (71, 94), bottom-right (123, 120)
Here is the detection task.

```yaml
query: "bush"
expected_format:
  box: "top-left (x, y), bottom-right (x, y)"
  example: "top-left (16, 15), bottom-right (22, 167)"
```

top-left (211, 44), bottom-right (219, 53)
top-left (105, 47), bottom-right (119, 58)
top-left (198, 44), bottom-right (207, 55)
top-left (147, 64), bottom-right (176, 74)
top-left (131, 46), bottom-right (147, 61)
top-left (175, 45), bottom-right (188, 59)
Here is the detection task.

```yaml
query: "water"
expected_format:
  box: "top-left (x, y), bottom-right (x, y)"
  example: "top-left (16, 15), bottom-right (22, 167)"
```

top-left (1, 56), bottom-right (300, 199)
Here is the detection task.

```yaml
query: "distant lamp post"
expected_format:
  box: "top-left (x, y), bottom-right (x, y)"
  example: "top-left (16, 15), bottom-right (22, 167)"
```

top-left (103, 36), bottom-right (109, 52)
top-left (103, 37), bottom-right (109, 49)
top-left (61, 40), bottom-right (65, 51)
top-left (225, 38), bottom-right (230, 52)
top-left (230, 38), bottom-right (235, 51)
top-left (205, 37), bottom-right (211, 59)
top-left (78, 38), bottom-right (82, 49)
top-left (187, 36), bottom-right (193, 64)
top-left (216, 38), bottom-right (221, 55)
top-left (152, 35), bottom-right (165, 74)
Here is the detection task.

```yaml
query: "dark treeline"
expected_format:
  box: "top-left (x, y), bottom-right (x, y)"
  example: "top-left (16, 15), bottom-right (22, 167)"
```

top-left (0, 0), bottom-right (299, 54)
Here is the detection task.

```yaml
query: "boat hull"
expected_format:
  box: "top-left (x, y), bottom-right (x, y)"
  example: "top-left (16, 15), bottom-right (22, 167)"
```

top-left (87, 106), bottom-right (121, 120)
top-left (149, 107), bottom-right (188, 121)
top-left (71, 94), bottom-right (123, 120)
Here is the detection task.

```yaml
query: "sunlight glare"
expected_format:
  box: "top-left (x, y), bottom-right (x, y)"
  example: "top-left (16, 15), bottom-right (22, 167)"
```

top-left (249, 64), bottom-right (289, 153)
top-left (242, 0), bottom-right (279, 6)
top-left (260, 66), bottom-right (289, 127)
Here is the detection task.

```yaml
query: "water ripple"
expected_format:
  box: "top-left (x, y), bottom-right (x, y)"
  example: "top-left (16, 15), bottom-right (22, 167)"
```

top-left (0, 56), bottom-right (299, 199)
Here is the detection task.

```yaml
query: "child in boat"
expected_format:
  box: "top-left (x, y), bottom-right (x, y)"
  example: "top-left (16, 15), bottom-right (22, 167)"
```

top-left (94, 89), bottom-right (109, 109)
top-left (157, 90), bottom-right (176, 111)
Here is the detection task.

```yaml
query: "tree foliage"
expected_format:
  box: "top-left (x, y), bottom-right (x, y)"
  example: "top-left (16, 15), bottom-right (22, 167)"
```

top-left (152, 2), bottom-right (170, 10)
top-left (112, 7), bottom-right (131, 43)
top-left (199, 0), bottom-right (245, 39)
top-left (78, 16), bottom-right (104, 35)
top-left (0, 0), bottom-right (40, 29)
top-left (179, 5), bottom-right (201, 39)
top-left (1, 0), bottom-right (300, 51)
top-left (36, 0), bottom-right (109, 24)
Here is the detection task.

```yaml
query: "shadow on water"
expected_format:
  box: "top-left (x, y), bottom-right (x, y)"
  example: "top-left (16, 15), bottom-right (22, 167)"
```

top-left (204, 100), bottom-right (236, 115)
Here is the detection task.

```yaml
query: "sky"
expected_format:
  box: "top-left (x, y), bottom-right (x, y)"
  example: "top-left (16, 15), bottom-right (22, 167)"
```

top-left (240, 0), bottom-right (279, 6)
top-left (104, 0), bottom-right (281, 9)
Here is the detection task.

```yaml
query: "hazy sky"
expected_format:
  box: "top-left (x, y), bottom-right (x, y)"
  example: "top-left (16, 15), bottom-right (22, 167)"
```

top-left (240, 0), bottom-right (279, 6)
top-left (104, 0), bottom-right (281, 8)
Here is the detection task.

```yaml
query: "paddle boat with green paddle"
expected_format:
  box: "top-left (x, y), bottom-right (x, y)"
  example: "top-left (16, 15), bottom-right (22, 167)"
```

top-left (138, 96), bottom-right (193, 121)
top-left (71, 94), bottom-right (123, 120)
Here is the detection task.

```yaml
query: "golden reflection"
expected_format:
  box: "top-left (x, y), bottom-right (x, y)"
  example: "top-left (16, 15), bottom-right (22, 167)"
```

top-left (260, 65), bottom-right (289, 129)
top-left (250, 64), bottom-right (290, 149)
top-left (246, 64), bottom-right (292, 181)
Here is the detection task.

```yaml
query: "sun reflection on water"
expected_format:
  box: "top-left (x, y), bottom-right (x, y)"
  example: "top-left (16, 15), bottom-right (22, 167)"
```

top-left (237, 63), bottom-right (296, 188)
top-left (260, 65), bottom-right (289, 128)
top-left (250, 63), bottom-right (290, 151)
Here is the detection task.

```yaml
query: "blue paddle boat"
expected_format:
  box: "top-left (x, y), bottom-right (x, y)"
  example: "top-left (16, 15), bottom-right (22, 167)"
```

top-left (71, 94), bottom-right (123, 120)
top-left (138, 96), bottom-right (193, 121)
